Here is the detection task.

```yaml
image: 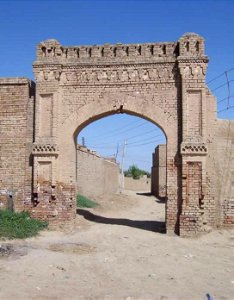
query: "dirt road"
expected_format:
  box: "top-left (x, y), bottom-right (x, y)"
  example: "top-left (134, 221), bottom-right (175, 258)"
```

top-left (0, 190), bottom-right (233, 300)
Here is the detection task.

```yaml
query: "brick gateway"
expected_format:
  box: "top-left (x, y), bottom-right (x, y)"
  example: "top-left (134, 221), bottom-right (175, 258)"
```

top-left (0, 33), bottom-right (233, 236)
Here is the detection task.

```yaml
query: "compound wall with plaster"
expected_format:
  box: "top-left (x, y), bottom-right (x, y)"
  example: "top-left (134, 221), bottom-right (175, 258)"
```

top-left (76, 146), bottom-right (120, 198)
top-left (151, 145), bottom-right (166, 198)
top-left (214, 120), bottom-right (234, 226)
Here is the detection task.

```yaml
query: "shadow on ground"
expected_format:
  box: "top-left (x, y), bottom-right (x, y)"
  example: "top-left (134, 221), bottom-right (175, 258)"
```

top-left (155, 196), bottom-right (166, 204)
top-left (136, 192), bottom-right (166, 204)
top-left (136, 192), bottom-right (152, 197)
top-left (77, 209), bottom-right (166, 234)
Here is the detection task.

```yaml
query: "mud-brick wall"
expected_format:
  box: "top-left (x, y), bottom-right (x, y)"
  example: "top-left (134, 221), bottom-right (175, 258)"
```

top-left (124, 177), bottom-right (150, 191)
top-left (0, 78), bottom-right (35, 211)
top-left (77, 146), bottom-right (120, 197)
top-left (215, 120), bottom-right (234, 226)
top-left (151, 144), bottom-right (166, 197)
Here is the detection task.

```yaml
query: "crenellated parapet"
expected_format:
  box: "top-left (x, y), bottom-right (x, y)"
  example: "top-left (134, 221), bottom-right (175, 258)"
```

top-left (33, 33), bottom-right (208, 87)
top-left (178, 33), bottom-right (208, 85)
top-left (178, 32), bottom-right (205, 57)
top-left (34, 33), bottom-right (206, 66)
top-left (35, 40), bottom-right (179, 63)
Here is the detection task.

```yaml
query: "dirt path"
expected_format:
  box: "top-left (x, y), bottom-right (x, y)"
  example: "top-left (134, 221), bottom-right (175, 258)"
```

top-left (0, 190), bottom-right (233, 300)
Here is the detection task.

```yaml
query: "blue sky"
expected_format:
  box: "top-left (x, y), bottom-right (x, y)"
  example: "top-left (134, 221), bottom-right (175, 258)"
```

top-left (0, 0), bottom-right (233, 171)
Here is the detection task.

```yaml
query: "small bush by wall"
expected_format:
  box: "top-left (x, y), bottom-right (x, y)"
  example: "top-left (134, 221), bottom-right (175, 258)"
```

top-left (76, 194), bottom-right (98, 208)
top-left (0, 210), bottom-right (48, 239)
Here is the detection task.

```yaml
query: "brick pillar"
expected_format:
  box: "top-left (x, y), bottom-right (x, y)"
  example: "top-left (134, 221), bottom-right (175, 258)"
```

top-left (178, 33), bottom-right (215, 236)
top-left (32, 42), bottom-right (76, 226)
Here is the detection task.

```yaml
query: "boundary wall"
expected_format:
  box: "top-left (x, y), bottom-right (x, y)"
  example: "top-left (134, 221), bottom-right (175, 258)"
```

top-left (214, 120), bottom-right (234, 226)
top-left (151, 144), bottom-right (166, 198)
top-left (0, 78), bottom-right (35, 211)
top-left (76, 145), bottom-right (120, 197)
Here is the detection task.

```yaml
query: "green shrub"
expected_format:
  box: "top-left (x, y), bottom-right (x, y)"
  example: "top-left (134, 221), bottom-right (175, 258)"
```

top-left (76, 194), bottom-right (98, 208)
top-left (124, 164), bottom-right (151, 179)
top-left (0, 210), bottom-right (48, 239)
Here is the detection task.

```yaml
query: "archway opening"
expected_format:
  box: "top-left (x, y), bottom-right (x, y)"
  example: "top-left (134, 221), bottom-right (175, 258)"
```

top-left (75, 112), bottom-right (167, 234)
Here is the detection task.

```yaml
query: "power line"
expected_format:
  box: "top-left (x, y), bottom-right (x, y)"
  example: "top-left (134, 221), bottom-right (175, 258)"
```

top-left (207, 67), bottom-right (234, 115)
top-left (84, 120), bottom-right (147, 141)
top-left (87, 133), bottom-right (164, 149)
top-left (88, 137), bottom-right (164, 151)
top-left (128, 138), bottom-right (164, 148)
top-left (207, 68), bottom-right (234, 85)
top-left (115, 143), bottom-right (119, 160)
top-left (120, 140), bottom-right (127, 192)
top-left (126, 128), bottom-right (161, 141)
top-left (225, 71), bottom-right (232, 108)
top-left (218, 106), bottom-right (234, 114)
top-left (218, 95), bottom-right (234, 104)
top-left (87, 127), bottom-right (161, 147)
top-left (211, 80), bottom-right (234, 93)
top-left (127, 134), bottom-right (164, 145)
top-left (88, 145), bottom-right (118, 149)
top-left (125, 157), bottom-right (151, 163)
top-left (89, 119), bottom-right (143, 138)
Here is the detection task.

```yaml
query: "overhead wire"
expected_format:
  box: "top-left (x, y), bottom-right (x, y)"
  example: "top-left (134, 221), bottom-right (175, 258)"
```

top-left (126, 128), bottom-right (161, 141)
top-left (128, 138), bottom-right (164, 148)
top-left (83, 120), bottom-right (147, 142)
top-left (86, 118), bottom-right (144, 138)
top-left (207, 67), bottom-right (234, 115)
top-left (125, 158), bottom-right (151, 163)
top-left (89, 136), bottom-right (164, 152)
top-left (217, 95), bottom-right (234, 104)
top-left (87, 127), bottom-right (161, 147)
top-left (207, 68), bottom-right (234, 85)
top-left (127, 134), bottom-right (164, 145)
top-left (225, 71), bottom-right (232, 108)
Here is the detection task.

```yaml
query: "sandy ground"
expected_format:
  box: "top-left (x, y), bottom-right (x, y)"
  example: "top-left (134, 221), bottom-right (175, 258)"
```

top-left (0, 190), bottom-right (234, 300)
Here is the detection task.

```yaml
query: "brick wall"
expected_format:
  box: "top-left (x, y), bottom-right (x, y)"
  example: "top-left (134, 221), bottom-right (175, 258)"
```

top-left (77, 146), bottom-right (120, 197)
top-left (0, 78), bottom-right (35, 211)
top-left (151, 145), bottom-right (166, 197)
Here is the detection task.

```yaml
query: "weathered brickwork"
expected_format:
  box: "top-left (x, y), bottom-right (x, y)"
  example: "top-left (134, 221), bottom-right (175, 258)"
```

top-left (0, 78), bottom-right (35, 211)
top-left (151, 145), bottom-right (166, 197)
top-left (0, 32), bottom-right (233, 236)
top-left (77, 145), bottom-right (119, 197)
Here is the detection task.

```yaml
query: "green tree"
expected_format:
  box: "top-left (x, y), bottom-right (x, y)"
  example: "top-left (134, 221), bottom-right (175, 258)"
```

top-left (125, 164), bottom-right (146, 179)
